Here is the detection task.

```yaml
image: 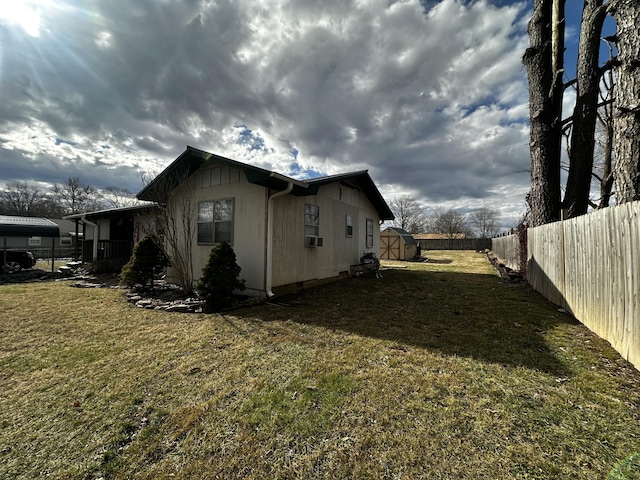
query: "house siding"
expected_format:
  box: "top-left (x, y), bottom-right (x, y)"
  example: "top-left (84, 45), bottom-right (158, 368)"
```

top-left (162, 157), bottom-right (385, 296)
top-left (270, 182), bottom-right (380, 287)
top-left (168, 163), bottom-right (268, 294)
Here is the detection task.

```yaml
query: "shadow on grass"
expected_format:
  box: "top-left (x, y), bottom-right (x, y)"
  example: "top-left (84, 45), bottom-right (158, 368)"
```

top-left (237, 266), bottom-right (575, 377)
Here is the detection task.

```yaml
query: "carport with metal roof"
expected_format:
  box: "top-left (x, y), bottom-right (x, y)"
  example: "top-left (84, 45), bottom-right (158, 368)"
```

top-left (1, 216), bottom-right (60, 272)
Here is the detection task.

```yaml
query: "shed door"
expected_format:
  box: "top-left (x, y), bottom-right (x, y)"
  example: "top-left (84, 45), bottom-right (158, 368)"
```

top-left (381, 234), bottom-right (401, 260)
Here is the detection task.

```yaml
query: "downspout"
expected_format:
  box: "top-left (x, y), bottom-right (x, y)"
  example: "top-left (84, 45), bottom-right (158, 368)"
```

top-left (81, 216), bottom-right (99, 263)
top-left (265, 182), bottom-right (293, 297)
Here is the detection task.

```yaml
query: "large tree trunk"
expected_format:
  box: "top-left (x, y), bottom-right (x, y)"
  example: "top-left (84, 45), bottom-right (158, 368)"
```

top-left (523, 0), bottom-right (564, 226)
top-left (597, 61), bottom-right (616, 209)
top-left (563, 0), bottom-right (607, 218)
top-left (611, 0), bottom-right (640, 203)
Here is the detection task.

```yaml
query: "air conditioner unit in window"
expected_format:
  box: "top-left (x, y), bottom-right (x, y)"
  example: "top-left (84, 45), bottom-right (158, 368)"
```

top-left (305, 236), bottom-right (324, 247)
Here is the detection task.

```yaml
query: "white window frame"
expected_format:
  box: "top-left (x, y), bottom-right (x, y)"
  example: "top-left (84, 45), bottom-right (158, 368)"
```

top-left (197, 198), bottom-right (235, 245)
top-left (60, 236), bottom-right (72, 246)
top-left (28, 236), bottom-right (41, 246)
top-left (304, 204), bottom-right (320, 238)
top-left (366, 218), bottom-right (374, 248)
top-left (345, 214), bottom-right (353, 237)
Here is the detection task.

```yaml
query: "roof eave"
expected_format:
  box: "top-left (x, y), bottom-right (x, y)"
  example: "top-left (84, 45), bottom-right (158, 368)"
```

top-left (136, 147), bottom-right (394, 220)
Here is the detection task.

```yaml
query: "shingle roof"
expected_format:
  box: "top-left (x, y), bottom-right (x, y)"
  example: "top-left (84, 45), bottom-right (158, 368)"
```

top-left (137, 146), bottom-right (394, 220)
top-left (63, 204), bottom-right (158, 221)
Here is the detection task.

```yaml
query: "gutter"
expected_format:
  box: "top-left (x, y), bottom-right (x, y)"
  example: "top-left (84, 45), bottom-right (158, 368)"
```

top-left (265, 182), bottom-right (294, 297)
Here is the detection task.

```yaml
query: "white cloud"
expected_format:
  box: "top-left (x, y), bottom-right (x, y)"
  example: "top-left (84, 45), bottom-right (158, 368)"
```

top-left (0, 0), bottom-right (533, 224)
top-left (0, 0), bottom-right (42, 37)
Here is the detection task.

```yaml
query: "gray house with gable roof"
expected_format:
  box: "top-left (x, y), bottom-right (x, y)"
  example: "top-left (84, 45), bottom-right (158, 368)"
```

top-left (138, 146), bottom-right (394, 296)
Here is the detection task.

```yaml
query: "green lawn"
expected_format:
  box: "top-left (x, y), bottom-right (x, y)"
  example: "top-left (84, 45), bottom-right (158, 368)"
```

top-left (1, 251), bottom-right (639, 479)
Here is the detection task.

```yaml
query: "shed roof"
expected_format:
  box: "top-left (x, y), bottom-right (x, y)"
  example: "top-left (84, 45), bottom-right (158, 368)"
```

top-left (382, 227), bottom-right (416, 245)
top-left (137, 146), bottom-right (394, 221)
top-left (0, 215), bottom-right (60, 237)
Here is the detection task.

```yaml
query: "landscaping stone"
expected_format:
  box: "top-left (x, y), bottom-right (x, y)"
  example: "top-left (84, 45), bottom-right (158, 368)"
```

top-left (69, 281), bottom-right (108, 288)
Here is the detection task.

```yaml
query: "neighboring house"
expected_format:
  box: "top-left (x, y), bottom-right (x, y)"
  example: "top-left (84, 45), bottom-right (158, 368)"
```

top-left (137, 146), bottom-right (394, 296)
top-left (380, 227), bottom-right (417, 260)
top-left (64, 205), bottom-right (158, 267)
top-left (46, 219), bottom-right (83, 256)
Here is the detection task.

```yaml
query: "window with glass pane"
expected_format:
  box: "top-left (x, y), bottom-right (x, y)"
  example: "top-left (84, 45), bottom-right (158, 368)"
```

top-left (345, 214), bottom-right (353, 237)
top-left (198, 202), bottom-right (214, 243)
top-left (366, 218), bottom-right (374, 248)
top-left (198, 199), bottom-right (234, 244)
top-left (305, 204), bottom-right (320, 237)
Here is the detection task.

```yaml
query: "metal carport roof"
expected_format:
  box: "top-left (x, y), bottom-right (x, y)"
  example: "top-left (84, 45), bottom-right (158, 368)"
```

top-left (0, 216), bottom-right (60, 237)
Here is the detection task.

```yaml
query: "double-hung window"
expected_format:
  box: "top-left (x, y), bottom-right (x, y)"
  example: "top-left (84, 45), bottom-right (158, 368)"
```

top-left (366, 218), bottom-right (374, 248)
top-left (305, 204), bottom-right (320, 237)
top-left (345, 214), bottom-right (353, 237)
top-left (198, 198), bottom-right (234, 244)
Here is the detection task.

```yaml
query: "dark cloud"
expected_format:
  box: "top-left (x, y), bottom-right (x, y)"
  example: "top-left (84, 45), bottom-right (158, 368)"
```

top-left (0, 146), bottom-right (143, 192)
top-left (0, 0), bottom-right (535, 223)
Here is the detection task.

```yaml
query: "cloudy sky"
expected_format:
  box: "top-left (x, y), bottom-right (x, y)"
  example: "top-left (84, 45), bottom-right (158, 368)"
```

top-left (0, 0), bottom-right (594, 228)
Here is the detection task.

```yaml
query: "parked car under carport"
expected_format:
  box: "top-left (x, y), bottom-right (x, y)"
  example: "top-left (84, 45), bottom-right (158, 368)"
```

top-left (1, 249), bottom-right (36, 273)
top-left (1, 215), bottom-right (60, 273)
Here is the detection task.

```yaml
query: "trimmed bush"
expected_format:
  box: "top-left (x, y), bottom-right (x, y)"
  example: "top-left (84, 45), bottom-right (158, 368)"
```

top-left (120, 235), bottom-right (168, 288)
top-left (196, 242), bottom-right (245, 311)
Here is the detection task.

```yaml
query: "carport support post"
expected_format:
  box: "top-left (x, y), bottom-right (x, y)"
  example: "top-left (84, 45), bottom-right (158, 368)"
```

top-left (2, 238), bottom-right (6, 273)
top-left (74, 219), bottom-right (80, 260)
top-left (51, 236), bottom-right (55, 272)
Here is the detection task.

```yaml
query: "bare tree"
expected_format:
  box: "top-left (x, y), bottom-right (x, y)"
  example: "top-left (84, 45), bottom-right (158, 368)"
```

top-left (101, 186), bottom-right (138, 209)
top-left (389, 195), bottom-right (427, 233)
top-left (610, 0), bottom-right (640, 202)
top-left (522, 0), bottom-right (564, 226)
top-left (469, 207), bottom-right (500, 238)
top-left (141, 167), bottom-right (196, 294)
top-left (563, 0), bottom-right (608, 218)
top-left (594, 52), bottom-right (616, 209)
top-left (0, 182), bottom-right (44, 216)
top-left (431, 208), bottom-right (471, 239)
top-left (51, 177), bottom-right (102, 214)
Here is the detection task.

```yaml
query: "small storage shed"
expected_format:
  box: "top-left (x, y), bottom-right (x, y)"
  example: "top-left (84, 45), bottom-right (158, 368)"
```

top-left (380, 227), bottom-right (417, 260)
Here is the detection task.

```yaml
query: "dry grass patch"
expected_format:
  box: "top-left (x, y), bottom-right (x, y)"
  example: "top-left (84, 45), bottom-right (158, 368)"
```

top-left (1, 251), bottom-right (639, 479)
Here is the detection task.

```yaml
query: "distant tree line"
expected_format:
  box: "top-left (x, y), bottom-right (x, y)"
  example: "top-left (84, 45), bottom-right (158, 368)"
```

top-left (0, 177), bottom-right (138, 217)
top-left (388, 195), bottom-right (501, 239)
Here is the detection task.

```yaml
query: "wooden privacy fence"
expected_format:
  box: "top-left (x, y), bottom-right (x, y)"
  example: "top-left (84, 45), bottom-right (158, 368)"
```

top-left (417, 238), bottom-right (492, 251)
top-left (526, 202), bottom-right (640, 370)
top-left (492, 235), bottom-right (520, 271)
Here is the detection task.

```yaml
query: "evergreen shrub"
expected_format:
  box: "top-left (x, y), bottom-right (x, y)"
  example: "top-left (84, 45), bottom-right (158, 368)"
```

top-left (120, 235), bottom-right (168, 289)
top-left (196, 242), bottom-right (245, 311)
